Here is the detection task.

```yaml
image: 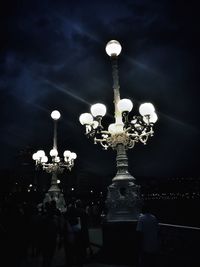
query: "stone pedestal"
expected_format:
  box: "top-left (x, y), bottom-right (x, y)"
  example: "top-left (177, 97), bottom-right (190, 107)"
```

top-left (106, 180), bottom-right (141, 221)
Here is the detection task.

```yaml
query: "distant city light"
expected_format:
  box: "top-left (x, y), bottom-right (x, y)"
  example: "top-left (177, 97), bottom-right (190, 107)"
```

top-left (29, 184), bottom-right (32, 187)
top-left (90, 190), bottom-right (93, 193)
top-left (141, 191), bottom-right (200, 201)
top-left (71, 187), bottom-right (74, 191)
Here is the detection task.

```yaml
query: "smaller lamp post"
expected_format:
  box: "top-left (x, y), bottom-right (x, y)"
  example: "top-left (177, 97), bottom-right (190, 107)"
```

top-left (32, 110), bottom-right (77, 212)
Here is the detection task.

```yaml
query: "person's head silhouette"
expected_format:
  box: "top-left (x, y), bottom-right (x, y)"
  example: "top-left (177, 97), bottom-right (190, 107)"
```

top-left (141, 204), bottom-right (152, 214)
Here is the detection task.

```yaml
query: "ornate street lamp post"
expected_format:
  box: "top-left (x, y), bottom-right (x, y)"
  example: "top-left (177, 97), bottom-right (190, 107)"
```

top-left (32, 110), bottom-right (77, 212)
top-left (79, 40), bottom-right (158, 221)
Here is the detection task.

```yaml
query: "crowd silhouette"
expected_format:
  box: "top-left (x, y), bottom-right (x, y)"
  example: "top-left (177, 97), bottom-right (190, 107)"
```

top-left (0, 195), bottom-right (97, 267)
top-left (2, 193), bottom-right (196, 267)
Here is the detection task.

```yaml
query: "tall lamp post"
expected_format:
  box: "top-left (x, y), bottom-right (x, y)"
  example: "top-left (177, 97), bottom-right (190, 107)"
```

top-left (79, 40), bottom-right (158, 221)
top-left (32, 110), bottom-right (77, 212)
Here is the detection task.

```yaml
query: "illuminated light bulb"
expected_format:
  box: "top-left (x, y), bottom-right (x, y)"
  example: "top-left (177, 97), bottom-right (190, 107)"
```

top-left (50, 149), bottom-right (58, 157)
top-left (143, 112), bottom-right (158, 124)
top-left (63, 150), bottom-right (71, 157)
top-left (41, 156), bottom-right (48, 163)
top-left (118, 98), bottom-right (133, 113)
top-left (79, 113), bottom-right (93, 125)
top-left (71, 152), bottom-right (77, 159)
top-left (139, 103), bottom-right (155, 116)
top-left (37, 150), bottom-right (45, 158)
top-left (91, 103), bottom-right (106, 117)
top-left (105, 40), bottom-right (122, 57)
top-left (51, 110), bottom-right (61, 120)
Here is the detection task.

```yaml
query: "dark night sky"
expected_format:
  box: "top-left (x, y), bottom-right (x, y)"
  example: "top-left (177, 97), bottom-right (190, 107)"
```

top-left (0, 0), bottom-right (200, 179)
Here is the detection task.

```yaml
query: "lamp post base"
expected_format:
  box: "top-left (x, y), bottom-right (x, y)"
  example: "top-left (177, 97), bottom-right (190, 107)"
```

top-left (105, 180), bottom-right (141, 221)
top-left (43, 185), bottom-right (67, 212)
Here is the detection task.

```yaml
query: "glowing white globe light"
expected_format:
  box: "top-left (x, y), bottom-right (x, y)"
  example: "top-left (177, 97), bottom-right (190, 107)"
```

top-left (51, 110), bottom-right (61, 120)
top-left (50, 149), bottom-right (58, 157)
top-left (118, 98), bottom-right (133, 113)
top-left (90, 103), bottom-right (106, 117)
top-left (55, 156), bottom-right (60, 162)
top-left (79, 113), bottom-right (93, 125)
top-left (57, 179), bottom-right (61, 184)
top-left (139, 103), bottom-right (155, 116)
top-left (41, 156), bottom-right (48, 163)
top-left (63, 150), bottom-right (71, 157)
top-left (32, 153), bottom-right (39, 160)
top-left (150, 112), bottom-right (158, 123)
top-left (108, 123), bottom-right (116, 133)
top-left (71, 152), bottom-right (77, 159)
top-left (108, 123), bottom-right (124, 134)
top-left (143, 112), bottom-right (158, 124)
top-left (92, 120), bottom-right (99, 129)
top-left (105, 40), bottom-right (122, 57)
top-left (37, 150), bottom-right (45, 158)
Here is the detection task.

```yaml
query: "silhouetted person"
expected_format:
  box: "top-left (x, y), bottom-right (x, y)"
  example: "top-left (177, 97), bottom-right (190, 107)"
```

top-left (75, 199), bottom-right (90, 263)
top-left (3, 200), bottom-right (26, 267)
top-left (30, 205), bottom-right (44, 257)
top-left (136, 204), bottom-right (159, 267)
top-left (64, 199), bottom-right (90, 267)
top-left (0, 209), bottom-right (7, 267)
top-left (62, 209), bottom-right (76, 267)
top-left (40, 201), bottom-right (60, 267)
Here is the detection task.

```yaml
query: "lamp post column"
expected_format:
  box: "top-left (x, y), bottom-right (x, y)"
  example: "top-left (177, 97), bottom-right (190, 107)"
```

top-left (114, 143), bottom-right (134, 181)
top-left (111, 53), bottom-right (134, 182)
top-left (111, 55), bottom-right (121, 122)
top-left (105, 52), bottom-right (141, 221)
top-left (48, 166), bottom-right (60, 194)
top-left (44, 111), bottom-right (65, 211)
top-left (53, 118), bottom-right (58, 150)
top-left (48, 117), bottom-right (60, 194)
